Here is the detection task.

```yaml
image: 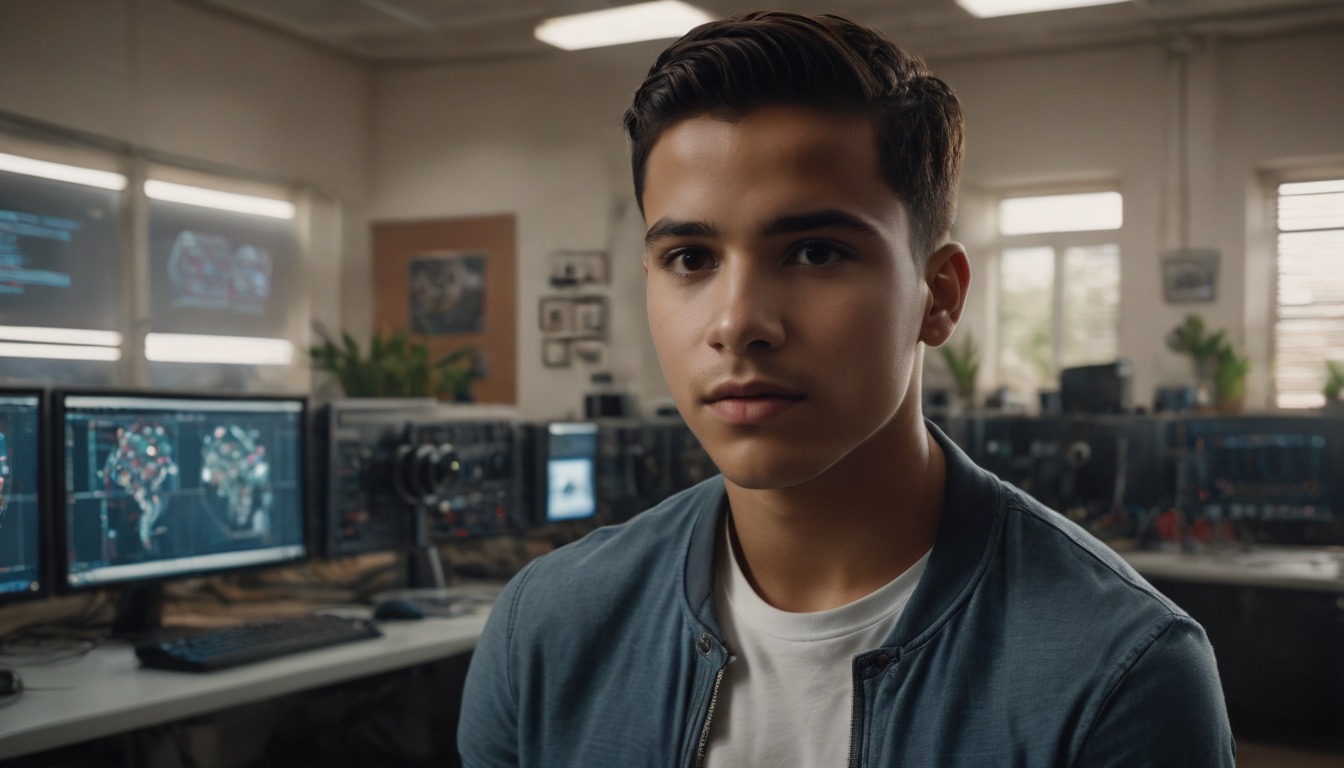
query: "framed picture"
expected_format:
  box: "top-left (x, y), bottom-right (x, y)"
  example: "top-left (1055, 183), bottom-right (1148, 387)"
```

top-left (550, 251), bottom-right (609, 287)
top-left (1162, 249), bottom-right (1219, 303)
top-left (542, 338), bottom-right (571, 368)
top-left (409, 251), bottom-right (486, 334)
top-left (573, 296), bottom-right (608, 336)
top-left (573, 339), bottom-right (606, 366)
top-left (538, 296), bottom-right (575, 333)
top-left (372, 214), bottom-right (517, 403)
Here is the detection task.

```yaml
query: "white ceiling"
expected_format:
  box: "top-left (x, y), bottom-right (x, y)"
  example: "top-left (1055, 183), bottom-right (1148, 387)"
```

top-left (185, 0), bottom-right (1344, 63)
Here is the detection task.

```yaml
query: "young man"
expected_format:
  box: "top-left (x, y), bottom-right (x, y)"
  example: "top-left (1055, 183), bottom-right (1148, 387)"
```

top-left (460, 12), bottom-right (1233, 767)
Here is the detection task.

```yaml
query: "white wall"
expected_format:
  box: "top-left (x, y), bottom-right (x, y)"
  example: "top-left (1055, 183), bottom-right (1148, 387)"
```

top-left (0, 0), bottom-right (374, 376)
top-left (371, 44), bottom-right (670, 418)
top-left (372, 27), bottom-right (1344, 417)
top-left (936, 28), bottom-right (1344, 410)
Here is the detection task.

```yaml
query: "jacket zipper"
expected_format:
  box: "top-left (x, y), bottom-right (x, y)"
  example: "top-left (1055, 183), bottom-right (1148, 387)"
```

top-left (694, 657), bottom-right (729, 768)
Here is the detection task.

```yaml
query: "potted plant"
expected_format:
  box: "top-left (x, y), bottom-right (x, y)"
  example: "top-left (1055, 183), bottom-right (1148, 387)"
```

top-left (1213, 345), bottom-right (1251, 413)
top-left (1165, 315), bottom-right (1225, 406)
top-left (1325, 361), bottom-right (1344, 413)
top-left (310, 331), bottom-right (478, 401)
top-left (940, 334), bottom-right (979, 410)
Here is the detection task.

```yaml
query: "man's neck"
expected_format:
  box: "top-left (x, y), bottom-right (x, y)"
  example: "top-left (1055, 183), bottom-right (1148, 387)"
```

top-left (722, 406), bottom-right (945, 614)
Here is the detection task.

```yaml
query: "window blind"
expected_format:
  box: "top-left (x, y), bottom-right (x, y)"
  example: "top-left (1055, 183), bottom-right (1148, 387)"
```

top-left (1276, 179), bottom-right (1344, 409)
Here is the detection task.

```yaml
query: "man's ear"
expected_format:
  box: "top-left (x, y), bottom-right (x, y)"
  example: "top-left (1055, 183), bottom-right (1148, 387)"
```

top-left (919, 242), bottom-right (971, 348)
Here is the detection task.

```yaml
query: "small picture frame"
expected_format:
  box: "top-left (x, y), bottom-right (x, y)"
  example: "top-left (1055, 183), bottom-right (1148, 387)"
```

top-left (538, 296), bottom-right (575, 333)
top-left (542, 338), bottom-right (571, 368)
top-left (1162, 249), bottom-right (1220, 304)
top-left (573, 296), bottom-right (608, 336)
top-left (550, 251), bottom-right (609, 287)
top-left (573, 340), bottom-right (606, 366)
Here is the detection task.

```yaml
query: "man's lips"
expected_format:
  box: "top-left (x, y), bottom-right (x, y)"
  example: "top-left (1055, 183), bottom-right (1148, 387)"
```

top-left (703, 380), bottom-right (805, 425)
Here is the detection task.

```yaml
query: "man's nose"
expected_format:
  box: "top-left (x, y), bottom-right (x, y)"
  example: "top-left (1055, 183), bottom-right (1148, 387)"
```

top-left (703, 257), bottom-right (787, 354)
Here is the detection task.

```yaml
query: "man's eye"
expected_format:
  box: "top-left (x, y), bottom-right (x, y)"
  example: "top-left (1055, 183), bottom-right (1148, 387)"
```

top-left (666, 249), bottom-right (715, 274)
top-left (786, 243), bottom-right (847, 267)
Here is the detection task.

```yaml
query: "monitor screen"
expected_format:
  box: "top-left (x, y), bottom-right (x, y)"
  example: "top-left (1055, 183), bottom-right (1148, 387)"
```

top-left (61, 394), bottom-right (306, 588)
top-left (0, 394), bottom-right (42, 599)
top-left (148, 197), bottom-right (296, 339)
top-left (546, 423), bottom-right (597, 522)
top-left (0, 164), bottom-right (123, 384)
top-left (0, 167), bottom-right (122, 332)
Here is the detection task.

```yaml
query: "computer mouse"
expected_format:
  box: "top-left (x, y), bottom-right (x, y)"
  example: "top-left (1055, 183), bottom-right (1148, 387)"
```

top-left (373, 598), bottom-right (426, 621)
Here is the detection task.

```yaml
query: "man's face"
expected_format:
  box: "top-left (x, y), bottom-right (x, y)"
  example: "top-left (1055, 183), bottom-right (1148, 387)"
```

top-left (643, 106), bottom-right (935, 490)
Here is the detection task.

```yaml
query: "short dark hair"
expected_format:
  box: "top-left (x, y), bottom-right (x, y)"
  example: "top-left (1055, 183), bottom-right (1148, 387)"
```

top-left (624, 12), bottom-right (965, 261)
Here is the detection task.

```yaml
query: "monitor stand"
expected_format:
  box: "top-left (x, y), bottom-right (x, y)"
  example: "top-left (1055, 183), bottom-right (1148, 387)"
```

top-left (111, 584), bottom-right (208, 644)
top-left (371, 508), bottom-right (476, 618)
top-left (111, 584), bottom-right (172, 643)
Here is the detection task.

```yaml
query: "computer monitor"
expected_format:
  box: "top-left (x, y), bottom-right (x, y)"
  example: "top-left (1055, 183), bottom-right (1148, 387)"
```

top-left (0, 390), bottom-right (45, 602)
top-left (544, 423), bottom-right (597, 523)
top-left (1060, 361), bottom-right (1133, 414)
top-left (56, 392), bottom-right (307, 593)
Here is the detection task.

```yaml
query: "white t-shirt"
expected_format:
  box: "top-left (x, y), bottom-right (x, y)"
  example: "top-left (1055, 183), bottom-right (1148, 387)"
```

top-left (705, 520), bottom-right (930, 768)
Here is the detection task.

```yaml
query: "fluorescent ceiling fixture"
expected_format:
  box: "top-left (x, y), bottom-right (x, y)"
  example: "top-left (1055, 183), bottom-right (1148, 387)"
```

top-left (1000, 191), bottom-right (1123, 235)
top-left (0, 341), bottom-right (120, 361)
top-left (956, 0), bottom-right (1126, 18)
top-left (145, 333), bottom-right (294, 365)
top-left (0, 152), bottom-right (127, 191)
top-left (0, 325), bottom-right (122, 347)
top-left (144, 180), bottom-right (296, 219)
top-left (535, 0), bottom-right (714, 51)
top-left (1280, 179), bottom-right (1344, 196)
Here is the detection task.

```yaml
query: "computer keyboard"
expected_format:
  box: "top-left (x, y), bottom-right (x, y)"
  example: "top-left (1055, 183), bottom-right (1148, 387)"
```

top-left (135, 615), bottom-right (383, 672)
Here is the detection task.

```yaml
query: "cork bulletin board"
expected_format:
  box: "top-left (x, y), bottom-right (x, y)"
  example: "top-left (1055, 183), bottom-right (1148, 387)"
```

top-left (372, 213), bottom-right (517, 404)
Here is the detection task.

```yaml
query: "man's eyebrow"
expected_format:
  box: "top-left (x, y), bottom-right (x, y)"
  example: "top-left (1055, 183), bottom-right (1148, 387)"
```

top-left (759, 210), bottom-right (881, 238)
top-left (644, 218), bottom-right (720, 245)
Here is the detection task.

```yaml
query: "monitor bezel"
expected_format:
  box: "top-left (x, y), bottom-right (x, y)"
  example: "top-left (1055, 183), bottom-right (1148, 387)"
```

top-left (0, 387), bottom-right (48, 605)
top-left (52, 388), bottom-right (310, 594)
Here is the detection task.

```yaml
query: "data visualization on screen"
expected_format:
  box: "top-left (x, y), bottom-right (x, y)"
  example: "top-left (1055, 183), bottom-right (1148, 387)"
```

top-left (546, 423), bottom-right (597, 522)
top-left (0, 394), bottom-right (42, 598)
top-left (62, 395), bottom-right (305, 587)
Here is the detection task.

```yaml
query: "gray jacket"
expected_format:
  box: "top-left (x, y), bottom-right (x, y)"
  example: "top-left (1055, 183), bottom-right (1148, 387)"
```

top-left (459, 423), bottom-right (1234, 767)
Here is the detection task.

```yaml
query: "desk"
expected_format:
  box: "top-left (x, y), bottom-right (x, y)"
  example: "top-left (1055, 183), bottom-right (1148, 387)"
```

top-left (1121, 548), bottom-right (1344, 593)
top-left (0, 610), bottom-right (490, 761)
top-left (1122, 549), bottom-right (1344, 744)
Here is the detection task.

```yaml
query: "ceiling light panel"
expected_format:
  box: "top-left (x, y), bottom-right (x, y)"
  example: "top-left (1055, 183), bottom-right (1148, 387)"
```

top-left (0, 152), bottom-right (127, 190)
top-left (144, 333), bottom-right (295, 365)
top-left (956, 0), bottom-right (1128, 19)
top-left (144, 180), bottom-right (296, 219)
top-left (0, 326), bottom-right (122, 347)
top-left (0, 342), bottom-right (121, 361)
top-left (535, 0), bottom-right (714, 51)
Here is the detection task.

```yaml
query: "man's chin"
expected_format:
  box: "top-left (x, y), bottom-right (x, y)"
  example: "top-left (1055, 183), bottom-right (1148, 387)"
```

top-left (714, 453), bottom-right (836, 492)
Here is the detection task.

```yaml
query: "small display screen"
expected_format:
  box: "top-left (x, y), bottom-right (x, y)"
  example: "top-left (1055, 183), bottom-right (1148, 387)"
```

top-left (0, 395), bottom-right (42, 597)
top-left (63, 395), bottom-right (306, 587)
top-left (547, 423), bottom-right (597, 522)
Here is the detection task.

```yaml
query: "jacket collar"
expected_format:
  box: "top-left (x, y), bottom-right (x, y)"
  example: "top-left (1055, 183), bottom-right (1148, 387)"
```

top-left (677, 420), bottom-right (1005, 649)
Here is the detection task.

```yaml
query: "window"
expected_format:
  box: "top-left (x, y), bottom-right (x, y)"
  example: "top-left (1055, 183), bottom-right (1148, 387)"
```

top-left (997, 191), bottom-right (1122, 398)
top-left (0, 150), bottom-right (126, 383)
top-left (1275, 178), bottom-right (1344, 409)
top-left (0, 133), bottom-right (305, 392)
